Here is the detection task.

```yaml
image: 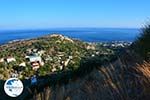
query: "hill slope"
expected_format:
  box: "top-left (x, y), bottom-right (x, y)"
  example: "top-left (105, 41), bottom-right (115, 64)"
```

top-left (0, 34), bottom-right (113, 80)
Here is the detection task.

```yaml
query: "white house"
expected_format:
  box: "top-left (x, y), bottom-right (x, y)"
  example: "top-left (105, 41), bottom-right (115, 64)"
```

top-left (0, 58), bottom-right (4, 63)
top-left (26, 55), bottom-right (44, 70)
top-left (33, 49), bottom-right (38, 53)
top-left (86, 45), bottom-right (95, 50)
top-left (37, 50), bottom-right (45, 56)
top-left (58, 65), bottom-right (63, 70)
top-left (52, 67), bottom-right (57, 72)
top-left (91, 54), bottom-right (95, 57)
top-left (19, 62), bottom-right (26, 67)
top-left (29, 56), bottom-right (42, 63)
top-left (6, 57), bottom-right (16, 63)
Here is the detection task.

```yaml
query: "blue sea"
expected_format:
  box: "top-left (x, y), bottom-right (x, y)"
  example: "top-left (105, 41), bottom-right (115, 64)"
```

top-left (0, 28), bottom-right (140, 45)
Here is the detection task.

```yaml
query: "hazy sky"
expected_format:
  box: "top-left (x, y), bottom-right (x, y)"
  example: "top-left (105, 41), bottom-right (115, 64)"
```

top-left (0, 0), bottom-right (150, 29)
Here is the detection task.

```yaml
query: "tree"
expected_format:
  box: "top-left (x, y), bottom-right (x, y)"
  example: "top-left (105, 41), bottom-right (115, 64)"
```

top-left (134, 24), bottom-right (150, 60)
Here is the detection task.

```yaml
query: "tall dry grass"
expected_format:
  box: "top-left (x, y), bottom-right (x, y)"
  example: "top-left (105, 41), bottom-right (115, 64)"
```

top-left (96, 60), bottom-right (150, 100)
top-left (24, 59), bottom-right (150, 100)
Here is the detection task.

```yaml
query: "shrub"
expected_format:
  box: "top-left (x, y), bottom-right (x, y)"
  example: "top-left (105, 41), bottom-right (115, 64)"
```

top-left (133, 24), bottom-right (150, 60)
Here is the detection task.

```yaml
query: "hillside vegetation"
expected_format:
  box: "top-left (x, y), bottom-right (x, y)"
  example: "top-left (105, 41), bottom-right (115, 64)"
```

top-left (23, 24), bottom-right (150, 100)
top-left (0, 34), bottom-right (115, 80)
top-left (133, 24), bottom-right (150, 60)
top-left (0, 24), bottom-right (150, 100)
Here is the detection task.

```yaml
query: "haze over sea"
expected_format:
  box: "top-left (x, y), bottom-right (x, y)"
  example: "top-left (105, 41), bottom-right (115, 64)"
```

top-left (0, 28), bottom-right (140, 45)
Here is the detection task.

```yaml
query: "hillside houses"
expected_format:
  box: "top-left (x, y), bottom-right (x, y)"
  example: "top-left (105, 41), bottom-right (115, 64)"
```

top-left (0, 48), bottom-right (45, 71)
top-left (86, 45), bottom-right (96, 50)
top-left (0, 34), bottom-right (121, 80)
top-left (101, 41), bottom-right (132, 48)
top-left (0, 57), bottom-right (17, 63)
top-left (26, 53), bottom-right (44, 70)
top-left (0, 58), bottom-right (4, 63)
top-left (6, 57), bottom-right (16, 63)
top-left (19, 62), bottom-right (26, 67)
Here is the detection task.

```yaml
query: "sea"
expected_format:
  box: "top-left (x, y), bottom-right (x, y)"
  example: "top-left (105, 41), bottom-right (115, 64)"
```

top-left (0, 28), bottom-right (140, 45)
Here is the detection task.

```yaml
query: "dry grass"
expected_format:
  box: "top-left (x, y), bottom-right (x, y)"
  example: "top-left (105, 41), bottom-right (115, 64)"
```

top-left (96, 60), bottom-right (150, 100)
top-left (26, 60), bottom-right (150, 100)
top-left (135, 61), bottom-right (150, 79)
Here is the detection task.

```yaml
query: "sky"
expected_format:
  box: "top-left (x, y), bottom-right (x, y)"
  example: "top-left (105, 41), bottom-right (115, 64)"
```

top-left (0, 0), bottom-right (150, 29)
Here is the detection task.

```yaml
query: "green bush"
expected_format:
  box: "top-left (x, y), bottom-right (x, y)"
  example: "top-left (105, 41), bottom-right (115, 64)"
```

top-left (134, 24), bottom-right (150, 60)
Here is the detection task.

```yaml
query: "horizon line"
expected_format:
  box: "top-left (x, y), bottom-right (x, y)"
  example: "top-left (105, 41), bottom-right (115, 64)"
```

top-left (0, 26), bottom-right (140, 31)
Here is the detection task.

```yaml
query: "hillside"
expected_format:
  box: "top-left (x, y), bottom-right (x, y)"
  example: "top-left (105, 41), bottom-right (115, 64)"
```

top-left (19, 25), bottom-right (150, 100)
top-left (10, 50), bottom-right (149, 100)
top-left (0, 31), bottom-right (148, 100)
top-left (19, 48), bottom-right (150, 100)
top-left (0, 34), bottom-right (115, 80)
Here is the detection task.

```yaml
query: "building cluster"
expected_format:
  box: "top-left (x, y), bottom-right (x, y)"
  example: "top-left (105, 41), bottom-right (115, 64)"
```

top-left (0, 49), bottom-right (45, 71)
top-left (0, 57), bottom-right (16, 63)
top-left (0, 38), bottom-right (130, 79)
top-left (0, 47), bottom-right (74, 73)
top-left (100, 41), bottom-right (132, 48)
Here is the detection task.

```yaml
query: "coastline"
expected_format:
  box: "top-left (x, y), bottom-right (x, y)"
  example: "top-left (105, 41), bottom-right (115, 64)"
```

top-left (0, 28), bottom-right (139, 45)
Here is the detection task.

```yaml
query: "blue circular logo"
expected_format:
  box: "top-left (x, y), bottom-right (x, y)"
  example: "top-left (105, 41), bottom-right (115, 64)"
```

top-left (4, 78), bottom-right (24, 97)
